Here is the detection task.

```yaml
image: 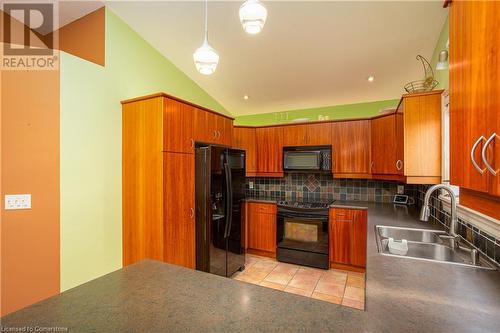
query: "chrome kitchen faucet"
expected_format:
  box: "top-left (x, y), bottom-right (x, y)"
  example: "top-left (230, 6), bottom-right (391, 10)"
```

top-left (420, 184), bottom-right (459, 249)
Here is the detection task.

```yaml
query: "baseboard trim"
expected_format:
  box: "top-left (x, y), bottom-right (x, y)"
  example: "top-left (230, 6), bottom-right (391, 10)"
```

top-left (247, 248), bottom-right (276, 259)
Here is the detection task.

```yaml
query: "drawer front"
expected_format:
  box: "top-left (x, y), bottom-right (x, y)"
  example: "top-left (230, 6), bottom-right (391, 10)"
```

top-left (329, 208), bottom-right (354, 221)
top-left (248, 202), bottom-right (277, 215)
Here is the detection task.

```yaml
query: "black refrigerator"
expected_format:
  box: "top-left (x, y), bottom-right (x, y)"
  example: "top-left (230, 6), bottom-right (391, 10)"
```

top-left (195, 146), bottom-right (246, 277)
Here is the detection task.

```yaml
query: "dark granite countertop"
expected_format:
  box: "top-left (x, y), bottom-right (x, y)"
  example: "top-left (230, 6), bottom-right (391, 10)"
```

top-left (2, 203), bottom-right (500, 332)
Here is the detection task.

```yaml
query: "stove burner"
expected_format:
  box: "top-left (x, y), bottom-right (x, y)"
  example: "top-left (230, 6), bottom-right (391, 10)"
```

top-left (277, 200), bottom-right (332, 210)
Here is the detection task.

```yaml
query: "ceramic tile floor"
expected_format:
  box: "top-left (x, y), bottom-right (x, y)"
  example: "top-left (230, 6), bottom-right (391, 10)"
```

top-left (232, 254), bottom-right (365, 310)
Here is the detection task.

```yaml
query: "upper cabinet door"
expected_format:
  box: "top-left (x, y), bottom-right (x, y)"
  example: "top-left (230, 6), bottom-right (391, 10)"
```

top-left (331, 120), bottom-right (371, 175)
top-left (396, 110), bottom-right (404, 176)
top-left (194, 108), bottom-right (218, 144)
top-left (256, 127), bottom-right (284, 175)
top-left (163, 98), bottom-right (195, 154)
top-left (450, 0), bottom-right (490, 193)
top-left (307, 123), bottom-right (332, 146)
top-left (403, 94), bottom-right (442, 179)
top-left (233, 127), bottom-right (257, 175)
top-left (483, 1), bottom-right (500, 196)
top-left (220, 117), bottom-right (234, 146)
top-left (283, 123), bottom-right (332, 146)
top-left (371, 114), bottom-right (398, 175)
top-left (283, 124), bottom-right (308, 146)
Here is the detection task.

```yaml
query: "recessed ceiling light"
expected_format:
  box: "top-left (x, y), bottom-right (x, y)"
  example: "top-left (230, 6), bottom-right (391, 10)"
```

top-left (243, 95), bottom-right (249, 100)
top-left (367, 76), bottom-right (375, 82)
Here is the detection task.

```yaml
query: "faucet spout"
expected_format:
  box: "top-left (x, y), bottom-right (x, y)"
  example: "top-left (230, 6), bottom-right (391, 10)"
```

top-left (420, 184), bottom-right (458, 240)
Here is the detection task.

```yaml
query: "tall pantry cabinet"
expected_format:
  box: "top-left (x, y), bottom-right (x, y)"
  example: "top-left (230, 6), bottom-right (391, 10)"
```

top-left (121, 93), bottom-right (234, 268)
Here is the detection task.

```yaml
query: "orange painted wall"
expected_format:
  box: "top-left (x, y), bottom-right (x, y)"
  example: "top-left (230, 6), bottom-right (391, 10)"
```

top-left (0, 69), bottom-right (61, 316)
top-left (58, 6), bottom-right (105, 66)
top-left (0, 5), bottom-right (105, 315)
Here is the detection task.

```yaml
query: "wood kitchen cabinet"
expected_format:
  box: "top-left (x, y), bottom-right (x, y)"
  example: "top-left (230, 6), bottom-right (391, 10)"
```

top-left (283, 123), bottom-right (331, 146)
top-left (256, 127), bottom-right (284, 176)
top-left (329, 208), bottom-right (367, 271)
top-left (371, 114), bottom-right (400, 178)
top-left (401, 91), bottom-right (442, 184)
top-left (307, 123), bottom-right (333, 146)
top-left (164, 99), bottom-right (195, 154)
top-left (122, 93), bottom-right (233, 267)
top-left (164, 152), bottom-right (195, 269)
top-left (194, 108), bottom-right (233, 146)
top-left (233, 127), bottom-right (257, 176)
top-left (245, 202), bottom-right (277, 257)
top-left (217, 115), bottom-right (234, 146)
top-left (331, 120), bottom-right (371, 178)
top-left (283, 124), bottom-right (308, 146)
top-left (122, 95), bottom-right (165, 265)
top-left (370, 91), bottom-right (441, 184)
top-left (449, 0), bottom-right (500, 218)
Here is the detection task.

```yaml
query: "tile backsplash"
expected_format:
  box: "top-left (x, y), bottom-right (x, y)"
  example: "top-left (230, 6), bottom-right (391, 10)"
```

top-left (245, 174), bottom-right (398, 203)
top-left (405, 184), bottom-right (500, 267)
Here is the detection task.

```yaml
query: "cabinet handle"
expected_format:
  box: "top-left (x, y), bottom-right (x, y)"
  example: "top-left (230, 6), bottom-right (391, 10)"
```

top-left (370, 161), bottom-right (374, 170)
top-left (190, 138), bottom-right (195, 148)
top-left (190, 208), bottom-right (194, 219)
top-left (482, 133), bottom-right (498, 176)
top-left (213, 130), bottom-right (217, 139)
top-left (396, 160), bottom-right (403, 171)
top-left (217, 130), bottom-right (221, 139)
top-left (470, 136), bottom-right (486, 174)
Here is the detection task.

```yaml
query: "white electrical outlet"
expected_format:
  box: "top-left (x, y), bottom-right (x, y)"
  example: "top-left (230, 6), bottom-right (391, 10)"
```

top-left (397, 185), bottom-right (405, 194)
top-left (249, 181), bottom-right (254, 189)
top-left (5, 194), bottom-right (31, 210)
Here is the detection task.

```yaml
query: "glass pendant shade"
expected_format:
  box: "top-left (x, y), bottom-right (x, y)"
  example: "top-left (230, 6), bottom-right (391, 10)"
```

top-left (193, 37), bottom-right (219, 75)
top-left (239, 0), bottom-right (268, 35)
top-left (436, 50), bottom-right (448, 71)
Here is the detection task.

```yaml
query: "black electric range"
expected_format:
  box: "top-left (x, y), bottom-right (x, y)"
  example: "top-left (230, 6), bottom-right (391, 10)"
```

top-left (275, 199), bottom-right (334, 269)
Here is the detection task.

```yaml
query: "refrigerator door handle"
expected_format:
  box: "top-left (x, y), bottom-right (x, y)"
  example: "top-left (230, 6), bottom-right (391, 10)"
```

top-left (223, 162), bottom-right (233, 239)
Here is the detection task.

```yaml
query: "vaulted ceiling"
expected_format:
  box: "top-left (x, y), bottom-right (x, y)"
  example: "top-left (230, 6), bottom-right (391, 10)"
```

top-left (108, 1), bottom-right (447, 116)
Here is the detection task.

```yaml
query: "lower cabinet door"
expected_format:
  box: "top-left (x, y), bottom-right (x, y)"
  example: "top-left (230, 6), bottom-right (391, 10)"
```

top-left (164, 152), bottom-right (196, 268)
top-left (350, 210), bottom-right (368, 267)
top-left (329, 219), bottom-right (351, 265)
top-left (329, 208), bottom-right (367, 268)
top-left (247, 204), bottom-right (276, 254)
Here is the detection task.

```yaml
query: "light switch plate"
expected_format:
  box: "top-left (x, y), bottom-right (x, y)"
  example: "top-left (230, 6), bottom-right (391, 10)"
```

top-left (249, 181), bottom-right (254, 189)
top-left (397, 185), bottom-right (405, 194)
top-left (5, 194), bottom-right (31, 210)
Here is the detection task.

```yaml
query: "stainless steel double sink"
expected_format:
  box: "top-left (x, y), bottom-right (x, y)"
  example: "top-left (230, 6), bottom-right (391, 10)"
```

top-left (375, 225), bottom-right (497, 270)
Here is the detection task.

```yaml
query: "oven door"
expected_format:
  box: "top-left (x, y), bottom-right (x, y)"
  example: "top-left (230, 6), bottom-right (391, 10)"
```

top-left (276, 211), bottom-right (329, 255)
top-left (283, 151), bottom-right (321, 170)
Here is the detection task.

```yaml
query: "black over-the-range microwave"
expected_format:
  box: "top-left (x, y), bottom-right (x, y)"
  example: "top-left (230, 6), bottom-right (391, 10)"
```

top-left (283, 146), bottom-right (332, 172)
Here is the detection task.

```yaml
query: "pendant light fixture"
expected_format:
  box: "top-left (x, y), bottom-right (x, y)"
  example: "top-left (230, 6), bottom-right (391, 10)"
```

top-left (193, 0), bottom-right (219, 75)
top-left (436, 39), bottom-right (449, 71)
top-left (239, 0), bottom-right (268, 35)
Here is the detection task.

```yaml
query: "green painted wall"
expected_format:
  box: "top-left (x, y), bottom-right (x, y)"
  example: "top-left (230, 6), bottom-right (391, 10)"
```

top-left (234, 99), bottom-right (400, 126)
top-left (430, 15), bottom-right (449, 90)
top-left (60, 8), bottom-right (227, 291)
